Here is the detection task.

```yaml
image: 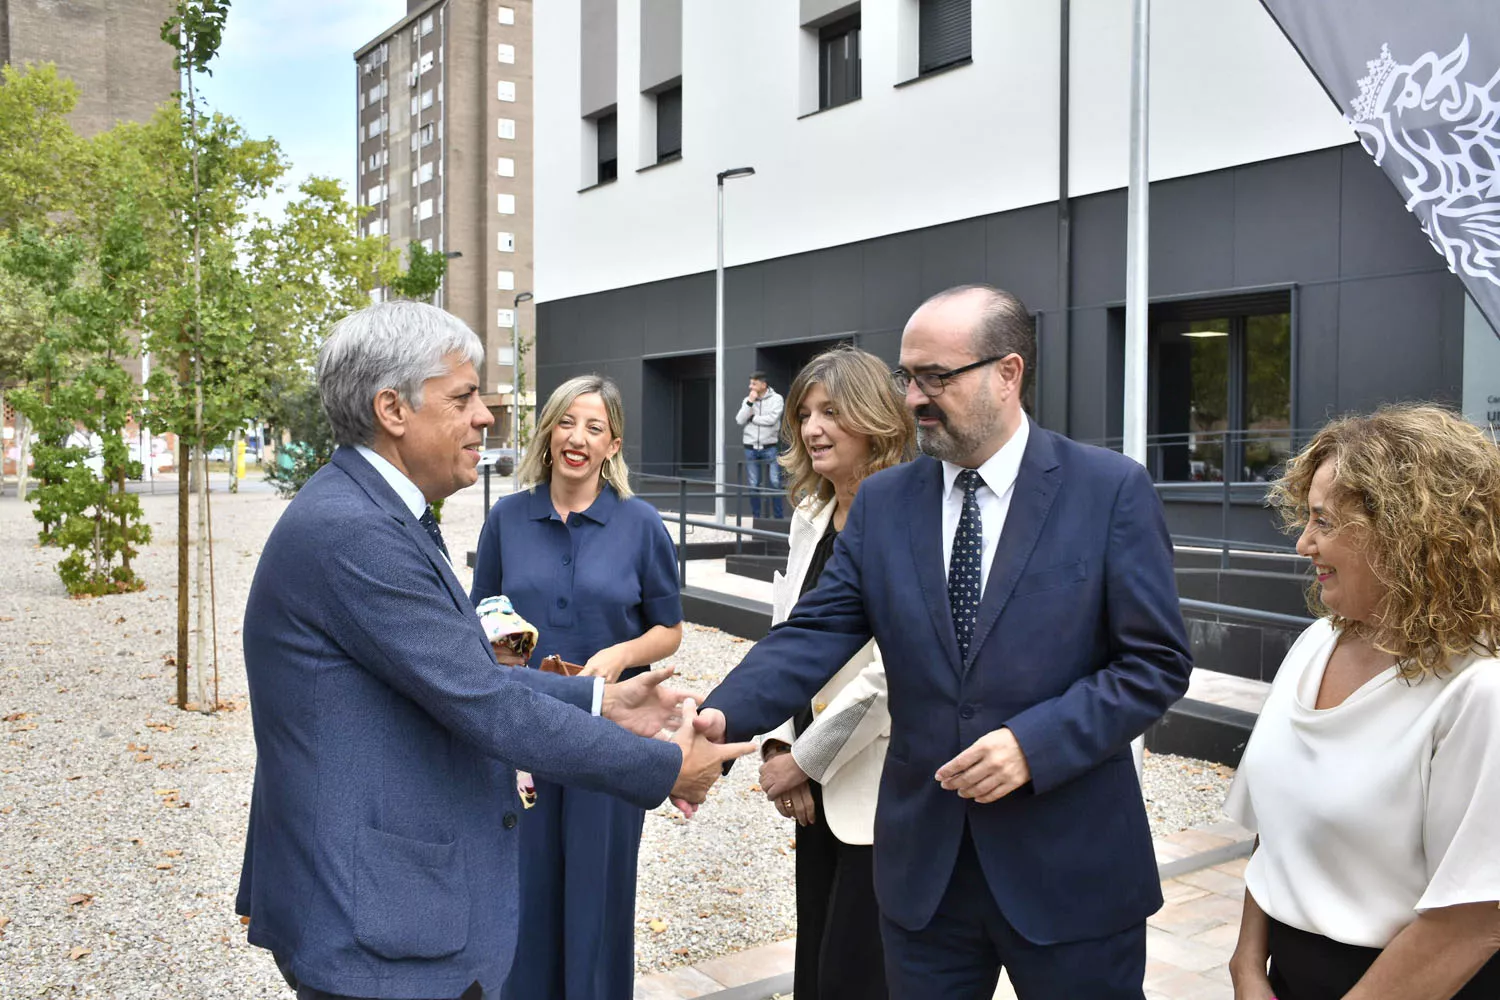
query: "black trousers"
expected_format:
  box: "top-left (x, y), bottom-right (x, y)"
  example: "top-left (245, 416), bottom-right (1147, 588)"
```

top-left (793, 782), bottom-right (889, 1000)
top-left (1268, 918), bottom-right (1500, 1000)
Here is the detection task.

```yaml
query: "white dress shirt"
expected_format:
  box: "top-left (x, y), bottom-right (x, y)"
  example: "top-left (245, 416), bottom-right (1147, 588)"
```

top-left (354, 445), bottom-right (604, 715)
top-left (940, 417), bottom-right (1030, 597)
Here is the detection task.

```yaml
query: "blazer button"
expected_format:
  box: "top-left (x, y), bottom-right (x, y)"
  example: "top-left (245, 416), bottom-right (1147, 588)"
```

top-left (814, 702), bottom-right (828, 714)
top-left (503, 812), bottom-right (518, 830)
top-left (562, 554), bottom-right (571, 565)
top-left (959, 705), bottom-right (976, 720)
top-left (557, 597), bottom-right (568, 609)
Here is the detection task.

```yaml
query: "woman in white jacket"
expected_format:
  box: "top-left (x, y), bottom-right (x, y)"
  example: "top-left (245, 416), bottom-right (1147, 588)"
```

top-left (755, 345), bottom-right (913, 1000)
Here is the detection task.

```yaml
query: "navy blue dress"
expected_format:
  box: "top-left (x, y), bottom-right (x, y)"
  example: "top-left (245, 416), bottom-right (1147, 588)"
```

top-left (471, 483), bottom-right (683, 1000)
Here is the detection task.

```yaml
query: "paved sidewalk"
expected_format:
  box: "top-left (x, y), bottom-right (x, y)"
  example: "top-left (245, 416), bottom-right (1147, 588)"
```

top-left (633, 823), bottom-right (1254, 1000)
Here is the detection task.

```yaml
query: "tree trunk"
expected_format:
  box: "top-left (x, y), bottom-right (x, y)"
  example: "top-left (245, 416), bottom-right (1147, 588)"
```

top-left (176, 354), bottom-right (189, 710)
top-left (16, 410), bottom-right (29, 501)
top-left (194, 434), bottom-right (209, 713)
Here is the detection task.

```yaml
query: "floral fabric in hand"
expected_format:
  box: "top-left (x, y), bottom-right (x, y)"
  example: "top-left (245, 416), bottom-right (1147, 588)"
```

top-left (476, 595), bottom-right (539, 661)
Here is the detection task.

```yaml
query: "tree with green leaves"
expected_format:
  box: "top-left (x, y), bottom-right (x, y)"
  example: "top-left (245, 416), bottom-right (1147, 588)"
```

top-left (0, 63), bottom-right (87, 234)
top-left (389, 242), bottom-right (449, 302)
top-left (4, 207), bottom-right (153, 594)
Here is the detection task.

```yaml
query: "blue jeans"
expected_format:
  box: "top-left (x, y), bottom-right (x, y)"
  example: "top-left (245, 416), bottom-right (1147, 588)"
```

top-left (744, 446), bottom-right (784, 518)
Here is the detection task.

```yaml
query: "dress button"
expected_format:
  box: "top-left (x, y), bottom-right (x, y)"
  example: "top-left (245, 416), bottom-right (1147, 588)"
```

top-left (959, 705), bottom-right (975, 720)
top-left (503, 812), bottom-right (518, 830)
top-left (557, 597), bottom-right (568, 609)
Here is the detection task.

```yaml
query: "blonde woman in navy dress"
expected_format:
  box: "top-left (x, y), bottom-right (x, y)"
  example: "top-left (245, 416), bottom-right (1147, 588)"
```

top-left (1225, 406), bottom-right (1500, 1000)
top-left (471, 375), bottom-right (683, 1000)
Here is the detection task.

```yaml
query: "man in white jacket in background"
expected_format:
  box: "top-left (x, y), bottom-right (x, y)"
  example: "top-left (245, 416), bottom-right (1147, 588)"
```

top-left (735, 371), bottom-right (785, 519)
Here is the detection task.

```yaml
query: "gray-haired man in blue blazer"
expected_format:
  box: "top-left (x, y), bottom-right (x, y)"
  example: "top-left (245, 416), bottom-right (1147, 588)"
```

top-left (236, 302), bottom-right (750, 1000)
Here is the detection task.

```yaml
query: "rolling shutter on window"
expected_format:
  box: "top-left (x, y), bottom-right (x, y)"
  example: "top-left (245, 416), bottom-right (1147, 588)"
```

top-left (656, 87), bottom-right (682, 160)
top-left (919, 0), bottom-right (970, 74)
top-left (597, 113), bottom-right (618, 164)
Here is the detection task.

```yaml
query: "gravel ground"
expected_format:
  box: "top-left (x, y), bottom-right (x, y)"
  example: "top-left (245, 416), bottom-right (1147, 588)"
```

top-left (0, 481), bottom-right (1233, 998)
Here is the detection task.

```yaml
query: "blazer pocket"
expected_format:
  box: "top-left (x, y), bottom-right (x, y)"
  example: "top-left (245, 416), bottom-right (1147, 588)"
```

top-left (354, 825), bottom-right (469, 960)
top-left (1011, 559), bottom-right (1088, 598)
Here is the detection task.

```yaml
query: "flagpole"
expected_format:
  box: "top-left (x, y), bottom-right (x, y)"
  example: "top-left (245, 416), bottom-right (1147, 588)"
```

top-left (1125, 0), bottom-right (1150, 778)
top-left (1124, 0), bottom-right (1149, 469)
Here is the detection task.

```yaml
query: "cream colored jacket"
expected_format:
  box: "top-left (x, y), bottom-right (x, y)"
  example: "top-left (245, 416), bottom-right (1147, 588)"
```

top-left (759, 496), bottom-right (890, 845)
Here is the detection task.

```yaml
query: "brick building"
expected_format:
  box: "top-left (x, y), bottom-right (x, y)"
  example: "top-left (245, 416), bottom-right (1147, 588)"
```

top-left (354, 0), bottom-right (536, 445)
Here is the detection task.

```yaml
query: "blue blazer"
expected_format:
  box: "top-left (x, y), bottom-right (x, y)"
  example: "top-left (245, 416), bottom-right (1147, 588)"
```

top-left (236, 448), bottom-right (681, 998)
top-left (704, 424), bottom-right (1192, 945)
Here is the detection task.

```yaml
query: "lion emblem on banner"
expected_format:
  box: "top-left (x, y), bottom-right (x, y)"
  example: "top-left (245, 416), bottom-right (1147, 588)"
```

top-left (1349, 35), bottom-right (1500, 290)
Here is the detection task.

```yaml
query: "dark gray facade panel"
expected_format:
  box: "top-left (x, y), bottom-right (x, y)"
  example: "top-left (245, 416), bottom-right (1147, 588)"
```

top-left (860, 230), bottom-right (926, 333)
top-left (538, 145), bottom-right (1468, 492)
top-left (724, 266), bottom-right (767, 347)
top-left (638, 0), bottom-right (681, 93)
top-left (1334, 271), bottom-right (1458, 413)
top-left (1231, 148), bottom-right (1342, 287)
top-left (760, 255), bottom-right (817, 342)
top-left (580, 0), bottom-right (618, 118)
top-left (983, 204), bottom-right (1060, 314)
top-left (1068, 190), bottom-right (1127, 307)
top-left (919, 218), bottom-right (988, 296)
top-left (1147, 170), bottom-right (1236, 298)
top-left (807, 244), bottom-right (865, 336)
top-left (1293, 283), bottom-right (1341, 430)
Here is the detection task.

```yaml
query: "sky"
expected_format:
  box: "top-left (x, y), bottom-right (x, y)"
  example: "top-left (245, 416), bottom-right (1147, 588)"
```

top-left (192, 0), bottom-right (407, 221)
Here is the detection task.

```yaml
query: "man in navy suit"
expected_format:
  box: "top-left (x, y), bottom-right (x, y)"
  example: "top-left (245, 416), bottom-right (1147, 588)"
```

top-left (700, 285), bottom-right (1192, 998)
top-left (237, 302), bottom-right (749, 1000)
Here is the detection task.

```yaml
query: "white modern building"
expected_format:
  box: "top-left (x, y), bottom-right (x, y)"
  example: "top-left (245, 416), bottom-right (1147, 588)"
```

top-left (532, 0), bottom-right (1494, 492)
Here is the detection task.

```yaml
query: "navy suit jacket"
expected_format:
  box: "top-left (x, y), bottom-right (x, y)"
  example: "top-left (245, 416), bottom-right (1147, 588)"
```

top-left (704, 423), bottom-right (1192, 945)
top-left (236, 448), bottom-right (681, 998)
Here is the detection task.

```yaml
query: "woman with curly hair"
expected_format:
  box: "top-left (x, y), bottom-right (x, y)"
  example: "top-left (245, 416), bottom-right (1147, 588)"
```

top-left (1225, 405), bottom-right (1500, 1000)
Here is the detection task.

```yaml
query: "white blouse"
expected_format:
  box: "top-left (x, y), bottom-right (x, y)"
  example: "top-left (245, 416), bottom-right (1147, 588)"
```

top-left (1224, 619), bottom-right (1500, 948)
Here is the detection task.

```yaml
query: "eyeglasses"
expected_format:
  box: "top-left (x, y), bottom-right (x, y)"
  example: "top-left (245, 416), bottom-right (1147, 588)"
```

top-left (890, 356), bottom-right (1007, 397)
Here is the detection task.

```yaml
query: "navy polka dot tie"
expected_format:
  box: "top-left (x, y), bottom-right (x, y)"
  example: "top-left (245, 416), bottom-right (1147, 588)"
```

top-left (949, 469), bottom-right (983, 662)
top-left (420, 506), bottom-right (450, 560)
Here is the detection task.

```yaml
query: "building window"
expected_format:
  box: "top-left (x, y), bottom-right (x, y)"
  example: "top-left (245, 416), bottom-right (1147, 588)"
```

top-left (419, 51), bottom-right (435, 74)
top-left (421, 89), bottom-right (434, 109)
top-left (496, 345), bottom-right (515, 366)
top-left (497, 193), bottom-right (516, 214)
top-left (368, 117), bottom-right (384, 138)
top-left (497, 80), bottom-right (516, 102)
top-left (498, 42), bottom-right (515, 64)
top-left (497, 308), bottom-right (515, 328)
top-left (498, 118), bottom-right (516, 139)
top-left (418, 198), bottom-right (434, 220)
top-left (419, 123), bottom-right (435, 147)
top-left (1149, 299), bottom-right (1292, 483)
top-left (596, 111), bottom-right (618, 183)
top-left (421, 14), bottom-right (435, 35)
top-left (497, 269), bottom-right (515, 291)
top-left (497, 231), bottom-right (515, 252)
top-left (919, 0), bottom-right (971, 75)
top-left (498, 6), bottom-right (515, 25)
top-left (820, 14), bottom-right (861, 108)
top-left (655, 86), bottom-right (682, 163)
top-left (497, 156), bottom-right (515, 177)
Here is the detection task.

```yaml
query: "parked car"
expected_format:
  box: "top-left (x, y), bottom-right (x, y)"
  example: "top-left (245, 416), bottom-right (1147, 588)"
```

top-left (477, 447), bottom-right (516, 476)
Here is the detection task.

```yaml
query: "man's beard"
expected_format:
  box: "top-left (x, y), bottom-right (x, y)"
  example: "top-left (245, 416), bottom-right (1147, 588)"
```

top-left (914, 401), bottom-right (999, 464)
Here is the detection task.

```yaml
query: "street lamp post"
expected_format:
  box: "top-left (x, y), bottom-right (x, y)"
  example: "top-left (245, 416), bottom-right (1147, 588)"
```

top-left (512, 291), bottom-right (534, 496)
top-left (715, 167), bottom-right (755, 523)
top-left (437, 249), bottom-right (462, 310)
